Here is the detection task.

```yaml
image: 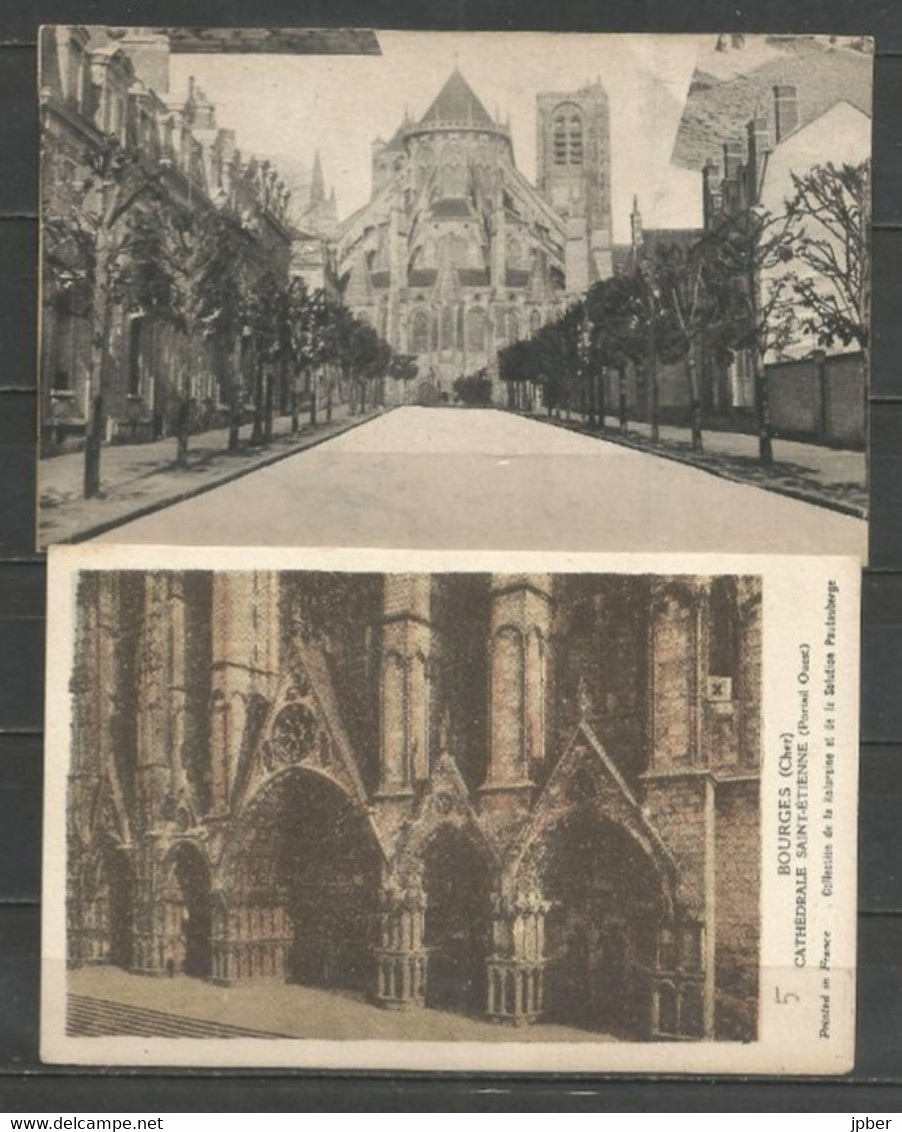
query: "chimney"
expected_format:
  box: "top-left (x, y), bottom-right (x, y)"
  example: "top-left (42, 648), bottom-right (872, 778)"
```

top-left (702, 161), bottom-right (723, 227)
top-left (722, 138), bottom-right (744, 182)
top-left (773, 84), bottom-right (799, 142)
top-left (746, 113), bottom-right (771, 205)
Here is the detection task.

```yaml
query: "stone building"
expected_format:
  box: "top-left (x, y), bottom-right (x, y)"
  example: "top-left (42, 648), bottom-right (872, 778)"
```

top-left (336, 69), bottom-right (614, 401)
top-left (40, 27), bottom-right (294, 449)
top-left (68, 568), bottom-right (761, 1041)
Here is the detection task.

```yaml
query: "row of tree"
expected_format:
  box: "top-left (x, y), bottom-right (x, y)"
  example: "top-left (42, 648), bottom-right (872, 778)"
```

top-left (498, 160), bottom-right (870, 465)
top-left (43, 138), bottom-right (404, 496)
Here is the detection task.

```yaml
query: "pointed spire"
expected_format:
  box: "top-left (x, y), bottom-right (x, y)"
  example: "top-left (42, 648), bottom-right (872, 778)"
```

top-left (310, 150), bottom-right (326, 205)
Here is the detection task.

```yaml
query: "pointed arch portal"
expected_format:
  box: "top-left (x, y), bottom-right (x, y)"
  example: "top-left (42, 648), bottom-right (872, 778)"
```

top-left (421, 825), bottom-right (492, 1014)
top-left (533, 808), bottom-right (661, 1036)
top-left (224, 768), bottom-right (381, 991)
top-left (163, 841), bottom-right (212, 978)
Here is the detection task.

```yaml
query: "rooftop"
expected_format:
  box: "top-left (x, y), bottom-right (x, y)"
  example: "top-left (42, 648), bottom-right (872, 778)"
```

top-left (419, 68), bottom-right (496, 129)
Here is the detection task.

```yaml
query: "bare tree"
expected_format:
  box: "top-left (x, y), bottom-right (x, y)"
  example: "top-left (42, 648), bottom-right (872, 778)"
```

top-left (42, 137), bottom-right (170, 495)
top-left (653, 242), bottom-right (716, 452)
top-left (786, 159), bottom-right (871, 371)
top-left (706, 209), bottom-right (798, 466)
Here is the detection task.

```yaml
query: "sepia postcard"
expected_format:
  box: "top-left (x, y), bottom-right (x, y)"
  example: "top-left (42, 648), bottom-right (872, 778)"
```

top-left (43, 545), bottom-right (859, 1074)
top-left (38, 30), bottom-right (871, 557)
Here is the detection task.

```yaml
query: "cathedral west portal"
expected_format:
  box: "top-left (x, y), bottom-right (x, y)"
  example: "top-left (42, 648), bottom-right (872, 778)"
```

top-left (67, 569), bottom-right (761, 1043)
top-left (336, 70), bottom-right (614, 399)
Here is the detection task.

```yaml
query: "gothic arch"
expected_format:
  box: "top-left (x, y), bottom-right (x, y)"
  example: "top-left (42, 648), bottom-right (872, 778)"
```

top-left (511, 778), bottom-right (674, 1035)
top-left (78, 836), bottom-right (134, 968)
top-left (410, 307), bottom-right (430, 354)
top-left (217, 764), bottom-right (384, 990)
top-left (159, 839), bottom-right (213, 978)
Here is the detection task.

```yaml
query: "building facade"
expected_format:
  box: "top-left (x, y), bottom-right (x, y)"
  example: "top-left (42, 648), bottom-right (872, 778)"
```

top-left (40, 27), bottom-right (294, 449)
top-left (68, 569), bottom-right (761, 1041)
top-left (701, 82), bottom-right (870, 440)
top-left (336, 70), bottom-right (614, 401)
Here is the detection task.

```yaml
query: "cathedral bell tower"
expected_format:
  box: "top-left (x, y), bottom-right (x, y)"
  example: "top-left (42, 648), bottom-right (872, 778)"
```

top-left (536, 81), bottom-right (614, 290)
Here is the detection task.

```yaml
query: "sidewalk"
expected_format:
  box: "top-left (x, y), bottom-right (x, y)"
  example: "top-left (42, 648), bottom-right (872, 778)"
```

top-left (515, 407), bottom-right (867, 518)
top-left (39, 404), bottom-right (383, 546)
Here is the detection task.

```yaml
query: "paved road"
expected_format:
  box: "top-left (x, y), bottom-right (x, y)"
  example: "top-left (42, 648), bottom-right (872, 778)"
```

top-left (98, 407), bottom-right (867, 556)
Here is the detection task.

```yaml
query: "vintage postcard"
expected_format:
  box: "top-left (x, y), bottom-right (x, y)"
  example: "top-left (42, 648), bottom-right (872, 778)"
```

top-left (38, 30), bottom-right (870, 556)
top-left (43, 545), bottom-right (859, 1073)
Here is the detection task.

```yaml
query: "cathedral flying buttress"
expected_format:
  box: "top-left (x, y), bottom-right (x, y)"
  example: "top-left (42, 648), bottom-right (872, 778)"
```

top-left (335, 69), bottom-right (614, 401)
top-left (67, 569), bottom-right (761, 1041)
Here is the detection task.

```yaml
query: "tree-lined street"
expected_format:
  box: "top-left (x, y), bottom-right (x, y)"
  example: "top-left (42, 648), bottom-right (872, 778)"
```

top-left (96, 407), bottom-right (866, 556)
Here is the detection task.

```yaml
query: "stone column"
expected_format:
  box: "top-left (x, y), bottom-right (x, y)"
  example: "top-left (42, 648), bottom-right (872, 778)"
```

top-left (377, 575), bottom-right (432, 799)
top-left (485, 889), bottom-right (549, 1025)
top-left (69, 572), bottom-right (122, 966)
top-left (136, 574), bottom-right (186, 825)
top-left (480, 575), bottom-right (550, 815)
top-left (373, 880), bottom-right (427, 1010)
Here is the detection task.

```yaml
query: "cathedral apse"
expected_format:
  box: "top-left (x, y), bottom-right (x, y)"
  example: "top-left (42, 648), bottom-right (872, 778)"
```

top-left (336, 69), bottom-right (614, 401)
top-left (66, 568), bottom-right (761, 1042)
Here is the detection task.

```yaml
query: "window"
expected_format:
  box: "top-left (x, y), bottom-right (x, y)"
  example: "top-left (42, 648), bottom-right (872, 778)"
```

top-left (569, 114), bottom-right (584, 164)
top-left (709, 577), bottom-right (738, 679)
top-left (440, 305), bottom-right (456, 350)
top-left (127, 318), bottom-right (143, 397)
top-left (506, 309), bottom-right (520, 343)
top-left (552, 104), bottom-right (584, 166)
top-left (553, 116), bottom-right (568, 165)
top-left (51, 294), bottom-right (74, 391)
top-left (466, 307), bottom-right (486, 353)
top-left (410, 308), bottom-right (430, 355)
top-left (529, 308), bottom-right (541, 335)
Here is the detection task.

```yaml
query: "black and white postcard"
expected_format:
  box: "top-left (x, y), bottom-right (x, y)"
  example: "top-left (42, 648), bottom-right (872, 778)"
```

top-left (42, 545), bottom-right (859, 1073)
top-left (37, 30), bottom-right (871, 556)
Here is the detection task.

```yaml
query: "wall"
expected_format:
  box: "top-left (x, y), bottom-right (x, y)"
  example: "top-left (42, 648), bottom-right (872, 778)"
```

top-left (767, 351), bottom-right (865, 447)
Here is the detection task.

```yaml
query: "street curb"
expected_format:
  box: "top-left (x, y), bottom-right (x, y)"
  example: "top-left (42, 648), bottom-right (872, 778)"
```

top-left (55, 409), bottom-right (390, 546)
top-left (500, 408), bottom-right (867, 521)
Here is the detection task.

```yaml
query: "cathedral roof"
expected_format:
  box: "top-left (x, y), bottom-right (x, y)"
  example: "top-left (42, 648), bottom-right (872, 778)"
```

top-left (419, 68), bottom-right (496, 128)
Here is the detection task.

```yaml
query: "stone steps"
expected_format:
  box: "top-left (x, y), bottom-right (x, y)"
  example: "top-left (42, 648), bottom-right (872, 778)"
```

top-left (67, 994), bottom-right (293, 1040)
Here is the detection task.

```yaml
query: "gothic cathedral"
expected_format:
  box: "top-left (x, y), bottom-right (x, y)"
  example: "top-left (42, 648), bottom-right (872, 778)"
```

top-left (67, 569), bottom-right (761, 1042)
top-left (336, 70), bottom-right (614, 400)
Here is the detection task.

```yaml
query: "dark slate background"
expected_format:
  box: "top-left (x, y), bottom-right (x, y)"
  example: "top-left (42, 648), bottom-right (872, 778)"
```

top-left (2, 0), bottom-right (901, 1111)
